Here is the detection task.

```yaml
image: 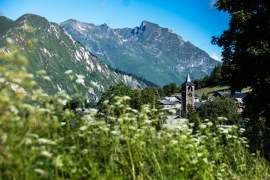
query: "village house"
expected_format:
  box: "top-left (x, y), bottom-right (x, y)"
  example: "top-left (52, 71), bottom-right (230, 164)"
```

top-left (159, 74), bottom-right (247, 116)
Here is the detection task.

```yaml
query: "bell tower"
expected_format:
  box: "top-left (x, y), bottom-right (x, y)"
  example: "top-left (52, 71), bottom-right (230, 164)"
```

top-left (182, 74), bottom-right (195, 115)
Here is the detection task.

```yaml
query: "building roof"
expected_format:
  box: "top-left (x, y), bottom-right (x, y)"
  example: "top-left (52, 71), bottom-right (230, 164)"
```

top-left (209, 90), bottom-right (230, 97)
top-left (159, 96), bottom-right (181, 105)
top-left (186, 74), bottom-right (191, 83)
top-left (183, 73), bottom-right (195, 86)
top-left (175, 94), bottom-right (182, 101)
top-left (233, 92), bottom-right (247, 99)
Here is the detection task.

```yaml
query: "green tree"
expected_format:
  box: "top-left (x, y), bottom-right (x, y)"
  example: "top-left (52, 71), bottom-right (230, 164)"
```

top-left (194, 65), bottom-right (228, 89)
top-left (213, 0), bottom-right (270, 120)
top-left (213, 0), bottom-right (270, 158)
top-left (163, 83), bottom-right (179, 96)
top-left (97, 84), bottom-right (159, 111)
top-left (141, 87), bottom-right (159, 108)
top-left (199, 97), bottom-right (239, 124)
top-left (201, 93), bottom-right (208, 101)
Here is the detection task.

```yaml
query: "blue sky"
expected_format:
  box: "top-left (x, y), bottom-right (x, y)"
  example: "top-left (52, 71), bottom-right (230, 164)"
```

top-left (0, 0), bottom-right (229, 60)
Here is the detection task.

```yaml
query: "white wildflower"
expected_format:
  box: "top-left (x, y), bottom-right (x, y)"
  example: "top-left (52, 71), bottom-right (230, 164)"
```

top-left (76, 74), bottom-right (85, 79)
top-left (239, 128), bottom-right (245, 133)
top-left (34, 169), bottom-right (47, 176)
top-left (79, 125), bottom-right (88, 131)
top-left (207, 122), bottom-right (213, 127)
top-left (37, 138), bottom-right (57, 145)
top-left (122, 96), bottom-right (131, 100)
top-left (43, 76), bottom-right (51, 81)
top-left (60, 122), bottom-right (66, 126)
top-left (57, 98), bottom-right (68, 105)
top-left (170, 140), bottom-right (178, 145)
top-left (145, 120), bottom-right (152, 124)
top-left (54, 156), bottom-right (63, 168)
top-left (88, 87), bottom-right (94, 94)
top-left (180, 134), bottom-right (187, 140)
top-left (65, 70), bottom-right (73, 74)
top-left (9, 105), bottom-right (19, 115)
top-left (1, 134), bottom-right (7, 144)
top-left (203, 158), bottom-right (208, 163)
top-left (76, 78), bottom-right (85, 86)
top-left (41, 150), bottom-right (52, 158)
top-left (0, 78), bottom-right (5, 83)
top-left (82, 149), bottom-right (89, 155)
top-left (28, 133), bottom-right (39, 139)
top-left (111, 130), bottom-right (120, 136)
top-left (100, 126), bottom-right (109, 132)
top-left (217, 117), bottom-right (228, 121)
top-left (24, 137), bottom-right (33, 145)
top-left (129, 126), bottom-right (136, 131)
top-left (199, 124), bottom-right (207, 129)
top-left (6, 38), bottom-right (14, 44)
top-left (197, 153), bottom-right (203, 157)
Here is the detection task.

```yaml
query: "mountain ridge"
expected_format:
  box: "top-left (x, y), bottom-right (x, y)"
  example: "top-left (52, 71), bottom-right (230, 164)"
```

top-left (0, 14), bottom-right (149, 99)
top-left (61, 19), bottom-right (220, 86)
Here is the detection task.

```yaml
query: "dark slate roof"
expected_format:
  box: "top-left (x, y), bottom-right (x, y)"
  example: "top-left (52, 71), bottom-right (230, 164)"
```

top-left (209, 90), bottom-right (247, 99)
top-left (233, 92), bottom-right (247, 99)
top-left (210, 91), bottom-right (230, 97)
top-left (175, 94), bottom-right (182, 101)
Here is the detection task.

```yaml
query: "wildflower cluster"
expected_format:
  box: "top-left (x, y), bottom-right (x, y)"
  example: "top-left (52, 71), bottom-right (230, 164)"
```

top-left (0, 43), bottom-right (269, 179)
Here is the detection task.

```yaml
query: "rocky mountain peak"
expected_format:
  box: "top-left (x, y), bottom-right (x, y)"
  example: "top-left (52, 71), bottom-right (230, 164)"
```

top-left (61, 19), bottom-right (220, 86)
top-left (0, 14), bottom-right (148, 97)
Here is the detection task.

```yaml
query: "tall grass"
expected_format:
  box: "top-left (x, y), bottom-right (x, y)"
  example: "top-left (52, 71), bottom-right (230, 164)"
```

top-left (0, 41), bottom-right (269, 179)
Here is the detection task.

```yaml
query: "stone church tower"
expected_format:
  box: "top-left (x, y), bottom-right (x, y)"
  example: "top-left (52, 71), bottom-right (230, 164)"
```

top-left (182, 74), bottom-right (195, 115)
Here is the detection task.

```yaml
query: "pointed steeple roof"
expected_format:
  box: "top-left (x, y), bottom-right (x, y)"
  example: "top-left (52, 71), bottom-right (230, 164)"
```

top-left (184, 73), bottom-right (194, 86)
top-left (186, 73), bottom-right (191, 83)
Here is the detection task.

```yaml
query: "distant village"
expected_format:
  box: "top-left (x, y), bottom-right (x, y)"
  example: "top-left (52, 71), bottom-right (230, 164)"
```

top-left (159, 74), bottom-right (247, 117)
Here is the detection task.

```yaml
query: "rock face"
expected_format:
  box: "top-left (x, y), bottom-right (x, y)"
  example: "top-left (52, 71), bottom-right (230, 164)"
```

top-left (61, 19), bottom-right (220, 86)
top-left (0, 14), bottom-right (148, 98)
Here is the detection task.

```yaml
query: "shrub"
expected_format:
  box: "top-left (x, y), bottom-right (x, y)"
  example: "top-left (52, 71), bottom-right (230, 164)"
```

top-left (199, 97), bottom-right (240, 124)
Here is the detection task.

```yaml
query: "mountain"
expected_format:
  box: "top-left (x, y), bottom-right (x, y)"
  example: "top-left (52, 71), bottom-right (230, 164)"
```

top-left (0, 16), bottom-right (14, 34)
top-left (0, 14), bottom-right (148, 99)
top-left (61, 19), bottom-right (220, 86)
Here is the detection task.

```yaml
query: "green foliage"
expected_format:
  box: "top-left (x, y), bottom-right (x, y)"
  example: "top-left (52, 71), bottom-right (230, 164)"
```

top-left (201, 93), bottom-right (208, 100)
top-left (98, 82), bottom-right (181, 112)
top-left (97, 84), bottom-right (159, 111)
top-left (1, 34), bottom-right (270, 180)
top-left (199, 97), bottom-right (240, 124)
top-left (162, 83), bottom-right (179, 96)
top-left (194, 65), bottom-right (228, 89)
top-left (213, 0), bottom-right (270, 158)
